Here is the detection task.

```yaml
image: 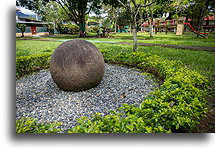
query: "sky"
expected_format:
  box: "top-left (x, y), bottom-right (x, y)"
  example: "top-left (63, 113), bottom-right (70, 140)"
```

top-left (16, 6), bottom-right (37, 15)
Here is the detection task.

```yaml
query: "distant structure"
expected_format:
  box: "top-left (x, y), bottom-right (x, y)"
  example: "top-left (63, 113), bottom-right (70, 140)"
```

top-left (141, 15), bottom-right (215, 34)
top-left (16, 7), bottom-right (50, 37)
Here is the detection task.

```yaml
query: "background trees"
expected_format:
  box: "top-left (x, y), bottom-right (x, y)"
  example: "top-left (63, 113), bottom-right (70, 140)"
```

top-left (16, 0), bottom-right (215, 39)
top-left (33, 0), bottom-right (68, 34)
top-left (55, 0), bottom-right (101, 37)
top-left (116, 0), bottom-right (156, 51)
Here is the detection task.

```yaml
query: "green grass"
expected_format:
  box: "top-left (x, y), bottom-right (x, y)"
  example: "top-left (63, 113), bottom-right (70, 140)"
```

top-left (17, 32), bottom-right (215, 47)
top-left (16, 40), bottom-right (61, 57)
top-left (95, 43), bottom-right (215, 79)
top-left (112, 32), bottom-right (215, 47)
top-left (16, 39), bottom-right (215, 79)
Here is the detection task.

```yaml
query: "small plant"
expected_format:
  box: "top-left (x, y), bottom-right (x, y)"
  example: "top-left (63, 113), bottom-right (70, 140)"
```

top-left (16, 23), bottom-right (27, 37)
top-left (16, 117), bottom-right (62, 133)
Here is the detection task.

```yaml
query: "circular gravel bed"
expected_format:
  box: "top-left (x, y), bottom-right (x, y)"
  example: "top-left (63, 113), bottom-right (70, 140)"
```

top-left (16, 64), bottom-right (157, 132)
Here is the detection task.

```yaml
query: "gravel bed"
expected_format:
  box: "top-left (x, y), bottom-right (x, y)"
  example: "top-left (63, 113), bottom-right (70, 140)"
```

top-left (16, 63), bottom-right (158, 132)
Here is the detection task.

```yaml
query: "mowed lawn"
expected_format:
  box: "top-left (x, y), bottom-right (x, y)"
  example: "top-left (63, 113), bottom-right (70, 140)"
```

top-left (17, 32), bottom-right (215, 47)
top-left (16, 33), bottom-right (215, 80)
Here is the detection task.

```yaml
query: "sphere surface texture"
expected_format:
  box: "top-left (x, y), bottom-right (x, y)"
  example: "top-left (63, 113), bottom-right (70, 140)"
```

top-left (50, 39), bottom-right (105, 91)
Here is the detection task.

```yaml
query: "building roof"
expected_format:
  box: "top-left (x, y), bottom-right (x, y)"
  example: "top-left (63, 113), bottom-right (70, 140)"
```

top-left (188, 16), bottom-right (215, 21)
top-left (16, 7), bottom-right (42, 21)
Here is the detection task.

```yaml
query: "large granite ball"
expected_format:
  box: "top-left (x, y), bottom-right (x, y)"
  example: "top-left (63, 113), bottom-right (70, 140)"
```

top-left (50, 39), bottom-right (105, 91)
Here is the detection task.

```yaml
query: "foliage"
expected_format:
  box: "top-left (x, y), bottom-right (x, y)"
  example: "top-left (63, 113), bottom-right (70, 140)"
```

top-left (34, 0), bottom-right (68, 34)
top-left (16, 23), bottom-right (27, 37)
top-left (87, 26), bottom-right (99, 33)
top-left (67, 49), bottom-right (208, 133)
top-left (15, 33), bottom-right (212, 133)
top-left (55, 0), bottom-right (103, 35)
top-left (58, 24), bottom-right (80, 34)
top-left (16, 0), bottom-right (50, 10)
top-left (16, 117), bottom-right (62, 133)
top-left (16, 53), bottom-right (51, 78)
top-left (15, 48), bottom-right (209, 133)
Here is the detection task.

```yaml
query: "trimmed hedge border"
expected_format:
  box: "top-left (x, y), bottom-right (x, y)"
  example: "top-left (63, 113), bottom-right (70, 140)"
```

top-left (16, 53), bottom-right (51, 78)
top-left (16, 49), bottom-right (209, 133)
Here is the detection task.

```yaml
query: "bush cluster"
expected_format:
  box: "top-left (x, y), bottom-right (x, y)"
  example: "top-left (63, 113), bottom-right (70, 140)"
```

top-left (16, 117), bottom-right (62, 133)
top-left (68, 50), bottom-right (208, 133)
top-left (59, 24), bottom-right (80, 34)
top-left (87, 26), bottom-right (99, 33)
top-left (16, 53), bottom-right (51, 78)
top-left (16, 49), bottom-right (208, 133)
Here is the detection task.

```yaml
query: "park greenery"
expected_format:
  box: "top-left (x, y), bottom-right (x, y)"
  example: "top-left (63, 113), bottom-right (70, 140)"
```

top-left (16, 0), bottom-right (215, 133)
top-left (16, 32), bottom-right (215, 133)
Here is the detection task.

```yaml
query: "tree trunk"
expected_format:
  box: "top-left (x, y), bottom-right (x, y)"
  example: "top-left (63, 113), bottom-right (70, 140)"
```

top-left (21, 32), bottom-right (24, 37)
top-left (132, 27), bottom-right (138, 52)
top-left (114, 20), bottom-right (117, 33)
top-left (78, 16), bottom-right (86, 38)
top-left (140, 8), bottom-right (144, 32)
top-left (148, 6), bottom-right (153, 38)
top-left (131, 18), bottom-right (138, 52)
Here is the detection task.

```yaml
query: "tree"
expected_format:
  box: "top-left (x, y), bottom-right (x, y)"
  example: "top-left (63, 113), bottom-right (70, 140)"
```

top-left (117, 0), bottom-right (156, 52)
top-left (55, 0), bottom-right (125, 37)
top-left (55, 0), bottom-right (103, 37)
top-left (102, 5), bottom-right (120, 33)
top-left (33, 0), bottom-right (68, 34)
top-left (16, 23), bottom-right (27, 37)
top-left (16, 0), bottom-right (50, 10)
top-left (187, 0), bottom-right (215, 31)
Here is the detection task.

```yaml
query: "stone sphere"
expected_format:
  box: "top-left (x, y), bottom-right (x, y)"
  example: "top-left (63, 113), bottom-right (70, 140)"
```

top-left (50, 39), bottom-right (105, 91)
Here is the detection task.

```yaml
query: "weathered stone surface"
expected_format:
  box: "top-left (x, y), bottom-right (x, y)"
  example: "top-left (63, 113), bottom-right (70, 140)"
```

top-left (50, 39), bottom-right (105, 91)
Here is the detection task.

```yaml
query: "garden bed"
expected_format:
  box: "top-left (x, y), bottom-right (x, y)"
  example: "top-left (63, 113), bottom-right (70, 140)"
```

top-left (16, 64), bottom-right (157, 132)
top-left (16, 49), bottom-right (209, 133)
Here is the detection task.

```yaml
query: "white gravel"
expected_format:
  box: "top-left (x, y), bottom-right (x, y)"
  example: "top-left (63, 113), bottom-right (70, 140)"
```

top-left (16, 63), bottom-right (157, 132)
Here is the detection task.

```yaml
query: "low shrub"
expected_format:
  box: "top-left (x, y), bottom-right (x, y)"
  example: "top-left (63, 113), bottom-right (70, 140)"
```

top-left (59, 24), bottom-right (80, 34)
top-left (87, 26), bottom-right (99, 33)
top-left (16, 53), bottom-right (51, 78)
top-left (67, 49), bottom-right (208, 133)
top-left (16, 117), bottom-right (62, 133)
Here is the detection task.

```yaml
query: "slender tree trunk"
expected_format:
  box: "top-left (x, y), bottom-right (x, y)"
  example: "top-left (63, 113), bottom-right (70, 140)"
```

top-left (78, 15), bottom-right (86, 38)
top-left (140, 8), bottom-right (144, 32)
top-left (131, 16), bottom-right (138, 52)
top-left (148, 6), bottom-right (153, 38)
top-left (21, 32), bottom-right (24, 37)
top-left (114, 20), bottom-right (117, 33)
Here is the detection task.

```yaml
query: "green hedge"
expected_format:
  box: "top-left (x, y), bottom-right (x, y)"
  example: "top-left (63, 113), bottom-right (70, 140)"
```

top-left (16, 53), bottom-right (51, 78)
top-left (16, 117), bottom-right (62, 133)
top-left (68, 50), bottom-right (208, 133)
top-left (16, 49), bottom-right (208, 133)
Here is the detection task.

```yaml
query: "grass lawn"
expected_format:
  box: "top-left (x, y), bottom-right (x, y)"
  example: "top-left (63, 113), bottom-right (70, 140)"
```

top-left (112, 32), bottom-right (215, 47)
top-left (16, 39), bottom-right (215, 80)
top-left (16, 40), bottom-right (62, 57)
top-left (17, 32), bottom-right (215, 47)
